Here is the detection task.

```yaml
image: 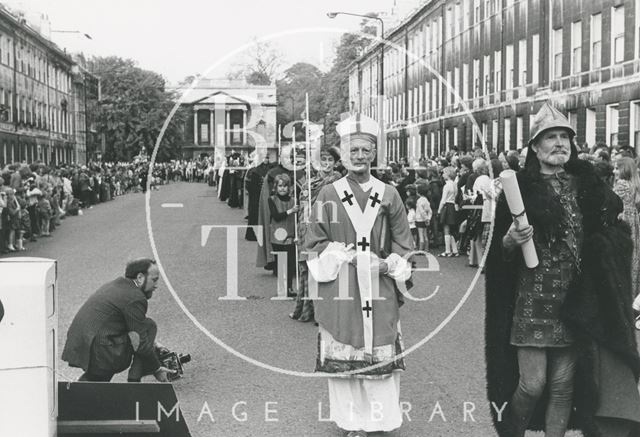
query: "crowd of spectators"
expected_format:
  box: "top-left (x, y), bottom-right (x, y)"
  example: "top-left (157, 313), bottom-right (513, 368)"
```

top-left (377, 142), bottom-right (639, 267)
top-left (0, 159), bottom-right (193, 255)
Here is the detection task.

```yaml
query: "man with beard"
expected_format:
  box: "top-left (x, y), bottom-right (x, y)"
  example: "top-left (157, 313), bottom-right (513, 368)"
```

top-left (305, 114), bottom-right (413, 436)
top-left (62, 258), bottom-right (174, 382)
top-left (485, 102), bottom-right (640, 436)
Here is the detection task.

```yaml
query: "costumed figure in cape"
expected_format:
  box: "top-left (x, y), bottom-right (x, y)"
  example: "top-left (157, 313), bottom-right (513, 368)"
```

top-left (485, 101), bottom-right (640, 437)
top-left (255, 144), bottom-right (305, 272)
top-left (225, 151), bottom-right (244, 208)
top-left (289, 143), bottom-right (342, 323)
top-left (244, 153), bottom-right (272, 241)
top-left (304, 113), bottom-right (414, 436)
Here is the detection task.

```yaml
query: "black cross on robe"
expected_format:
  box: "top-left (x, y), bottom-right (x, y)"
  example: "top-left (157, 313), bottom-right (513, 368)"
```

top-left (357, 236), bottom-right (370, 251)
top-left (341, 190), bottom-right (354, 206)
top-left (369, 192), bottom-right (382, 207)
top-left (362, 300), bottom-right (372, 318)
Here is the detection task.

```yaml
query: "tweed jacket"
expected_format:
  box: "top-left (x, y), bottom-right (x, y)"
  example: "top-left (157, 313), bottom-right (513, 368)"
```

top-left (62, 277), bottom-right (161, 374)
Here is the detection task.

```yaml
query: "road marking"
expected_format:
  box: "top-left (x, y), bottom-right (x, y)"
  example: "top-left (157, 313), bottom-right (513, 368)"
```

top-left (161, 203), bottom-right (184, 208)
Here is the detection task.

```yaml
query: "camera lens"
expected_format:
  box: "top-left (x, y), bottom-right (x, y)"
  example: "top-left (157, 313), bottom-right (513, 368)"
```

top-left (179, 354), bottom-right (191, 364)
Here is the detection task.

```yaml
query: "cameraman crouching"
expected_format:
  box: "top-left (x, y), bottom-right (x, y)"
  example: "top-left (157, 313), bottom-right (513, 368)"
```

top-left (62, 258), bottom-right (174, 382)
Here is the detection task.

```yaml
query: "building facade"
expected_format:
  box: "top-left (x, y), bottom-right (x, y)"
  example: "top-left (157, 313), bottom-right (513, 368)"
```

top-left (171, 79), bottom-right (277, 160)
top-left (0, 5), bottom-right (95, 167)
top-left (350, 0), bottom-right (640, 161)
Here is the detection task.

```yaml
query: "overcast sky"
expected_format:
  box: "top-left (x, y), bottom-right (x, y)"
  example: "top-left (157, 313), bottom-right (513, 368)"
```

top-left (13, 0), bottom-right (396, 84)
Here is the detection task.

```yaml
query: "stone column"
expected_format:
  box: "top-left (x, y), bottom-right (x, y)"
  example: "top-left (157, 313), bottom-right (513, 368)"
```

top-left (210, 109), bottom-right (214, 145)
top-left (193, 109), bottom-right (198, 145)
top-left (242, 108), bottom-right (247, 145)
top-left (226, 110), bottom-right (231, 145)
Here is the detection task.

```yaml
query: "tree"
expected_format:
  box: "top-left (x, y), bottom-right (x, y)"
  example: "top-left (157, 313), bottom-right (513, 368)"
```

top-left (276, 62), bottom-right (327, 135)
top-left (227, 39), bottom-right (282, 85)
top-left (88, 56), bottom-right (187, 162)
top-left (321, 15), bottom-right (379, 147)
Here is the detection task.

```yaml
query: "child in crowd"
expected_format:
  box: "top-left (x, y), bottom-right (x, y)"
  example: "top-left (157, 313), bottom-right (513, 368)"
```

top-left (268, 173), bottom-right (299, 297)
top-left (37, 191), bottom-right (52, 237)
top-left (405, 197), bottom-right (418, 249)
top-left (4, 188), bottom-right (20, 251)
top-left (415, 183), bottom-right (432, 254)
top-left (437, 166), bottom-right (460, 257)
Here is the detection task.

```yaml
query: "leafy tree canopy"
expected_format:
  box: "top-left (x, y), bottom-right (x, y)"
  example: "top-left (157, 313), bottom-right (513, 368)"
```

top-left (88, 56), bottom-right (186, 162)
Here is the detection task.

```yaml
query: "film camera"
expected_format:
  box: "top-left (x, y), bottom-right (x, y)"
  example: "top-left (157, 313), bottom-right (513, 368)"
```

top-left (158, 350), bottom-right (191, 381)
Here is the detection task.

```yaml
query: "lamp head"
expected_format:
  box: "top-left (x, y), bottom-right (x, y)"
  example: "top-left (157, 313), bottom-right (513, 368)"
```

top-left (327, 12), bottom-right (338, 18)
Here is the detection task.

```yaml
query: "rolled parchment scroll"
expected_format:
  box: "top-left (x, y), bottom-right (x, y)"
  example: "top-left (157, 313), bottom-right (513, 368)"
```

top-left (499, 170), bottom-right (539, 268)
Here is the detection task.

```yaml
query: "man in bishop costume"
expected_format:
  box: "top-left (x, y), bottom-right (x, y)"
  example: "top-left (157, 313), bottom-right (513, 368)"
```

top-left (305, 113), bottom-right (414, 437)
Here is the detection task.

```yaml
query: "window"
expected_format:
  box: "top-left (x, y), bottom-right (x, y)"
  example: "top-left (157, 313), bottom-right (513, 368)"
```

top-left (473, 59), bottom-right (480, 98)
top-left (506, 45), bottom-right (514, 89)
top-left (607, 104), bottom-right (620, 147)
top-left (454, 3), bottom-right (461, 35)
top-left (475, 0), bottom-right (481, 23)
top-left (463, 1), bottom-right (471, 30)
top-left (630, 101), bottom-right (640, 150)
top-left (446, 70), bottom-right (452, 107)
top-left (454, 67), bottom-right (460, 104)
top-left (482, 122), bottom-right (488, 144)
top-left (532, 34), bottom-right (540, 84)
top-left (553, 28), bottom-right (563, 79)
top-left (492, 119), bottom-right (499, 149)
top-left (425, 81), bottom-right (431, 111)
top-left (518, 39), bottom-right (527, 85)
top-left (484, 55), bottom-right (491, 95)
top-left (571, 21), bottom-right (582, 74)
top-left (462, 63), bottom-right (469, 100)
top-left (612, 6), bottom-right (625, 64)
top-left (425, 25), bottom-right (430, 54)
top-left (446, 7), bottom-right (453, 41)
top-left (494, 50), bottom-right (502, 93)
top-left (516, 116), bottom-right (524, 149)
top-left (504, 117), bottom-right (512, 150)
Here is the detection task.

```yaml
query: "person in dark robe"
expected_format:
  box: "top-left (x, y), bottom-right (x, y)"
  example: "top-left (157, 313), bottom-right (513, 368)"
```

top-left (218, 156), bottom-right (231, 202)
top-left (485, 102), bottom-right (640, 437)
top-left (289, 145), bottom-right (342, 322)
top-left (245, 155), bottom-right (271, 241)
top-left (227, 154), bottom-right (243, 208)
top-left (255, 146), bottom-right (305, 271)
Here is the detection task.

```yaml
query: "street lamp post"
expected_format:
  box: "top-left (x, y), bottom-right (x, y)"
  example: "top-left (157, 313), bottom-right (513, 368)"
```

top-left (327, 11), bottom-right (385, 168)
top-left (50, 30), bottom-right (92, 40)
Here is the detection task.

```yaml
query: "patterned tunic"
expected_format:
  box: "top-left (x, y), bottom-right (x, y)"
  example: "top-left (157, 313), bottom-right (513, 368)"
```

top-left (510, 172), bottom-right (583, 348)
top-left (613, 179), bottom-right (640, 298)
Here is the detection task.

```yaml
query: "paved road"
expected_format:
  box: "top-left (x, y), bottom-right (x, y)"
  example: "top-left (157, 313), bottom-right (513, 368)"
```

top-left (8, 181), bottom-right (556, 436)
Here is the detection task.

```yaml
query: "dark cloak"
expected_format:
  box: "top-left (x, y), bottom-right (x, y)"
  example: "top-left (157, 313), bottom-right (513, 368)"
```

top-left (218, 168), bottom-right (230, 202)
top-left (485, 158), bottom-right (640, 437)
top-left (244, 162), bottom-right (270, 241)
top-left (255, 165), bottom-right (293, 268)
top-left (227, 169), bottom-right (244, 208)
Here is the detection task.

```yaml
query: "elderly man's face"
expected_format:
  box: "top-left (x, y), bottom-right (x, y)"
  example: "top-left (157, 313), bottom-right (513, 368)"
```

top-left (346, 137), bottom-right (376, 173)
top-left (532, 128), bottom-right (572, 169)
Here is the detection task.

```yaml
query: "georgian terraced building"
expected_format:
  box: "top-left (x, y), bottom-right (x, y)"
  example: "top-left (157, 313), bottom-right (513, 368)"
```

top-left (350, 0), bottom-right (640, 161)
top-left (0, 5), bottom-right (98, 166)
